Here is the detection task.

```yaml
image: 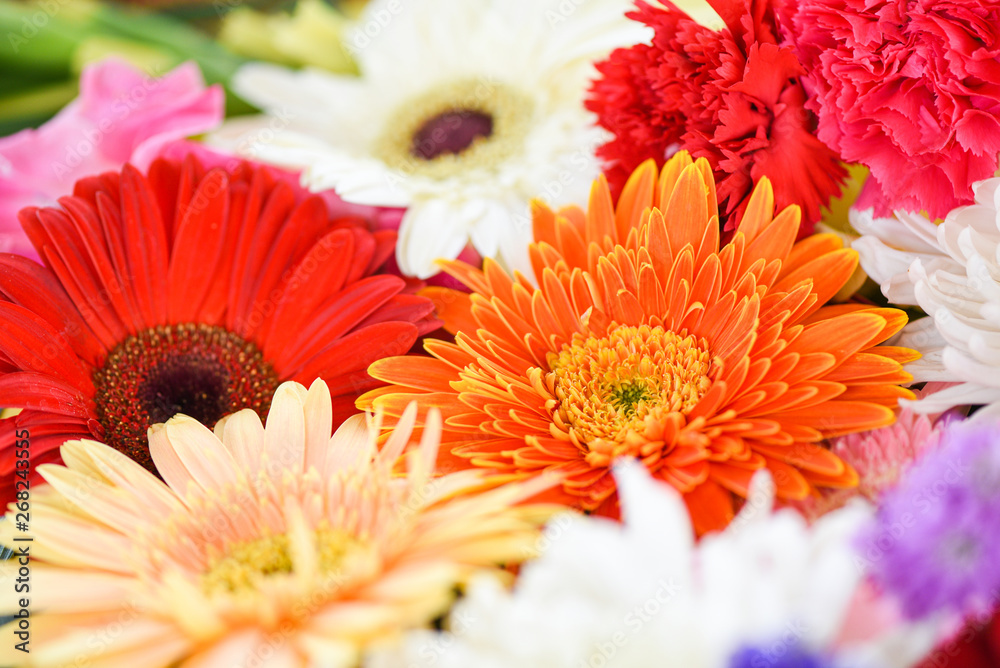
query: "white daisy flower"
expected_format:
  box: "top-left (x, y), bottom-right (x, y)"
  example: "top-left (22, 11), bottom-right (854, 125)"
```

top-left (365, 461), bottom-right (937, 668)
top-left (212, 0), bottom-right (649, 279)
top-left (853, 178), bottom-right (1000, 417)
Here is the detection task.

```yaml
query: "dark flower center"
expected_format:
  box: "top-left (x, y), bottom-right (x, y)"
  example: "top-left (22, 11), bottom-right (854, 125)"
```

top-left (93, 324), bottom-right (279, 472)
top-left (411, 110), bottom-right (494, 160)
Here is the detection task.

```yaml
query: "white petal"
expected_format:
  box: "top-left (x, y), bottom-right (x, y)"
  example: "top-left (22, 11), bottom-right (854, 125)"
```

top-left (396, 199), bottom-right (473, 278)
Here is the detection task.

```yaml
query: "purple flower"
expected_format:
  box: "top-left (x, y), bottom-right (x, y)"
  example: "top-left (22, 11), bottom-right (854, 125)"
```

top-left (728, 643), bottom-right (835, 668)
top-left (858, 420), bottom-right (1000, 619)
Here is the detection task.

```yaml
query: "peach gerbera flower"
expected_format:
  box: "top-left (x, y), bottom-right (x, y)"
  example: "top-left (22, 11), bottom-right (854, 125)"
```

top-left (361, 152), bottom-right (917, 534)
top-left (0, 381), bottom-right (552, 668)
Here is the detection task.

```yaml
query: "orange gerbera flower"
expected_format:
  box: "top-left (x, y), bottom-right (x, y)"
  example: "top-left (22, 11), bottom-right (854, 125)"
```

top-left (361, 152), bottom-right (917, 533)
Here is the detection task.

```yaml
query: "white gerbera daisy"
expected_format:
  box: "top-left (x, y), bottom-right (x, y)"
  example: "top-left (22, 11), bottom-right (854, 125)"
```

top-left (212, 0), bottom-right (649, 279)
top-left (853, 178), bottom-right (1000, 417)
top-left (365, 461), bottom-right (938, 668)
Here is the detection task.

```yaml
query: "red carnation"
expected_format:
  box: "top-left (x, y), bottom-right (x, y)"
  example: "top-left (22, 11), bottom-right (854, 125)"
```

top-left (588, 0), bottom-right (845, 235)
top-left (783, 0), bottom-right (1000, 219)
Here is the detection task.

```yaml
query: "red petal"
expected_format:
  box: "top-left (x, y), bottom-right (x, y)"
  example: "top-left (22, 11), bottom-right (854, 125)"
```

top-left (0, 254), bottom-right (105, 366)
top-left (290, 322), bottom-right (419, 383)
top-left (167, 169), bottom-right (231, 324)
top-left (0, 372), bottom-right (94, 419)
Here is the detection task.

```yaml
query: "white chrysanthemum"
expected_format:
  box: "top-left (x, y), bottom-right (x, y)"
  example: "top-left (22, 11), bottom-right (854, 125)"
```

top-left (212, 0), bottom-right (649, 279)
top-left (853, 179), bottom-right (1000, 417)
top-left (366, 461), bottom-right (936, 668)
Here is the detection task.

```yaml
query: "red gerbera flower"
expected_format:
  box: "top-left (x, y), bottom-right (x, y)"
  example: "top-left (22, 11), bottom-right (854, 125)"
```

top-left (587, 0), bottom-right (846, 235)
top-left (0, 155), bottom-right (438, 502)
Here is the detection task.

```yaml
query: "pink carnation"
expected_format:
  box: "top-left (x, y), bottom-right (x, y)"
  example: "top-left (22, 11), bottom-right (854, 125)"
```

top-left (831, 408), bottom-right (946, 502)
top-left (0, 58), bottom-right (223, 258)
top-left (790, 390), bottom-right (959, 520)
top-left (782, 0), bottom-right (1000, 219)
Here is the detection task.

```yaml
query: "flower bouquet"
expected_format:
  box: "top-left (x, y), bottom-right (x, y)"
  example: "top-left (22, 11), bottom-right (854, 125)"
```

top-left (1, 0), bottom-right (1000, 666)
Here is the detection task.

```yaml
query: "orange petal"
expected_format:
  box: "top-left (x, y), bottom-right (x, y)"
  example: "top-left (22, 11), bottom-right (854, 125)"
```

top-left (683, 479), bottom-right (735, 536)
top-left (615, 160), bottom-right (656, 241)
top-left (664, 163), bottom-right (712, 254)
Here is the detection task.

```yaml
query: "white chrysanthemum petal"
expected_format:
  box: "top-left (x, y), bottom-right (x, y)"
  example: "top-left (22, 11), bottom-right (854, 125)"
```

top-left (902, 380), bottom-right (1000, 415)
top-left (368, 463), bottom-right (933, 668)
top-left (856, 177), bottom-right (1000, 414)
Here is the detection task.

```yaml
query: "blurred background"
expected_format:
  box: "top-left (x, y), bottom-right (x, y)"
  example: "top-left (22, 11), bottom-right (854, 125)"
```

top-left (0, 0), bottom-right (368, 135)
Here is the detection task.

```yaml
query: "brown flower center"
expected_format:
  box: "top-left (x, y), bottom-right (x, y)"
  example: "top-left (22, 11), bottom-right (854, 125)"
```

top-left (375, 78), bottom-right (534, 180)
top-left (92, 324), bottom-right (279, 472)
top-left (411, 110), bottom-right (494, 160)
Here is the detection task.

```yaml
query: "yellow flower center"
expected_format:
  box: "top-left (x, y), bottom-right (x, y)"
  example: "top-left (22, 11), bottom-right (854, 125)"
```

top-left (375, 78), bottom-right (534, 180)
top-left (548, 324), bottom-right (714, 448)
top-left (202, 528), bottom-right (369, 594)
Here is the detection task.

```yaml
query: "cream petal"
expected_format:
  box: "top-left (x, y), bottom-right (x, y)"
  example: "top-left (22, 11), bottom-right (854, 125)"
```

top-left (294, 633), bottom-right (357, 668)
top-left (325, 414), bottom-right (375, 476)
top-left (362, 561), bottom-right (462, 604)
top-left (286, 503), bottom-right (318, 580)
top-left (65, 441), bottom-right (183, 517)
top-left (494, 201), bottom-right (538, 282)
top-left (614, 457), bottom-right (695, 559)
top-left (264, 382), bottom-right (308, 474)
top-left (24, 506), bottom-right (134, 572)
top-left (942, 345), bottom-right (1000, 388)
top-left (58, 439), bottom-right (120, 485)
top-left (380, 402), bottom-right (418, 466)
top-left (30, 616), bottom-right (188, 668)
top-left (148, 422), bottom-right (199, 499)
top-left (39, 466), bottom-right (144, 535)
top-left (231, 63), bottom-right (361, 132)
top-left (303, 379), bottom-right (334, 474)
top-left (308, 600), bottom-right (399, 637)
top-left (413, 408), bottom-right (443, 481)
top-left (221, 408), bottom-right (266, 472)
top-left (158, 416), bottom-right (240, 493)
top-left (31, 566), bottom-right (135, 612)
top-left (181, 628), bottom-right (302, 668)
top-left (904, 381), bottom-right (1000, 414)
